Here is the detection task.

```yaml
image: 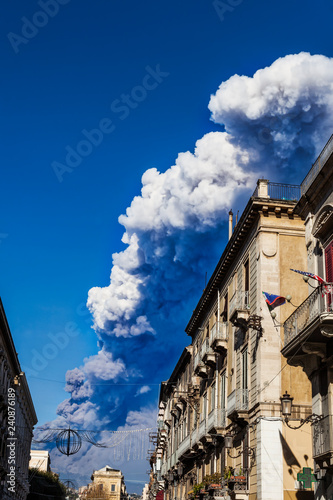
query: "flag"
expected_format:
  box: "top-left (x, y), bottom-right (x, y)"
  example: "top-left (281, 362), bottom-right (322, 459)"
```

top-left (290, 269), bottom-right (326, 284)
top-left (262, 292), bottom-right (286, 310)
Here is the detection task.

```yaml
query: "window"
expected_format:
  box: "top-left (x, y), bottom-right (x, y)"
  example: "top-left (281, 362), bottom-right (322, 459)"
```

top-left (242, 348), bottom-right (248, 390)
top-left (202, 394), bottom-right (207, 421)
top-left (210, 454), bottom-right (215, 474)
top-left (111, 484), bottom-right (116, 492)
top-left (325, 241), bottom-right (333, 282)
top-left (244, 259), bottom-right (249, 291)
top-left (242, 348), bottom-right (248, 407)
top-left (188, 407), bottom-right (192, 433)
top-left (244, 259), bottom-right (249, 306)
top-left (220, 372), bottom-right (226, 410)
top-left (211, 383), bottom-right (216, 411)
top-left (221, 292), bottom-right (228, 321)
top-left (243, 432), bottom-right (249, 471)
top-left (325, 242), bottom-right (333, 309)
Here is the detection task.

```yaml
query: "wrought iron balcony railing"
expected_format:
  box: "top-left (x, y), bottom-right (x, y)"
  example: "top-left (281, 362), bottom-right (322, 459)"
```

top-left (197, 419), bottom-right (206, 441)
top-left (313, 415), bottom-right (331, 459)
top-left (252, 181), bottom-right (300, 201)
top-left (284, 285), bottom-right (333, 347)
top-left (209, 321), bottom-right (228, 345)
top-left (206, 408), bottom-right (226, 432)
top-left (170, 450), bottom-right (178, 467)
top-left (201, 338), bottom-right (215, 360)
top-left (229, 291), bottom-right (250, 318)
top-left (301, 133), bottom-right (333, 195)
top-left (193, 351), bottom-right (200, 371)
top-left (227, 389), bottom-right (249, 416)
top-left (201, 338), bottom-right (211, 356)
top-left (177, 434), bottom-right (191, 458)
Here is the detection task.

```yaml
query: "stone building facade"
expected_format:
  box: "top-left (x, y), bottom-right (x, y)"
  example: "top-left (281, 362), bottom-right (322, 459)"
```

top-left (0, 298), bottom-right (38, 500)
top-left (282, 134), bottom-right (333, 500)
top-left (152, 180), bottom-right (315, 500)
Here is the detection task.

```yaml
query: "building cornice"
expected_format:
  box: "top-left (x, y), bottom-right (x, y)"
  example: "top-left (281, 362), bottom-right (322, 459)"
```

top-left (0, 297), bottom-right (21, 372)
top-left (159, 346), bottom-right (192, 402)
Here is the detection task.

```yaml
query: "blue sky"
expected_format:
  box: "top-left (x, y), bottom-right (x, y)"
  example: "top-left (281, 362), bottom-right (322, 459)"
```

top-left (2, 0), bottom-right (333, 492)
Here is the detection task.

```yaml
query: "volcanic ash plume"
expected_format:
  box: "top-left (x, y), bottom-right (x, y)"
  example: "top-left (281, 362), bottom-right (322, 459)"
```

top-left (56, 52), bottom-right (333, 438)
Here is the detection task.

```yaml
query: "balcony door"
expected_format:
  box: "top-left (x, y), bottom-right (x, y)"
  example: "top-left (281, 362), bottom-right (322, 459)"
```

top-left (325, 241), bottom-right (333, 309)
top-left (244, 259), bottom-right (249, 307)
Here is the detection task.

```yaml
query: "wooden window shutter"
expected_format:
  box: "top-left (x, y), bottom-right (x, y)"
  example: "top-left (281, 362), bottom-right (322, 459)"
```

top-left (325, 241), bottom-right (333, 282)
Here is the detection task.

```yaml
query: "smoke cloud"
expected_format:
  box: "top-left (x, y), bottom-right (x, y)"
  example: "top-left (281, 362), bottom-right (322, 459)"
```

top-left (50, 52), bottom-right (333, 485)
top-left (209, 52), bottom-right (333, 180)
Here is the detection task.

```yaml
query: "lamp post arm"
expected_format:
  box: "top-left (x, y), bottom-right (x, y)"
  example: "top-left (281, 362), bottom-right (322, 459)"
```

top-left (285, 414), bottom-right (324, 429)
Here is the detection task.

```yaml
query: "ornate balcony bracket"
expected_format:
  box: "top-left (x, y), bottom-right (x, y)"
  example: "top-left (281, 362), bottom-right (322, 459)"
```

top-left (287, 341), bottom-right (327, 376)
top-left (301, 343), bottom-right (326, 359)
top-left (174, 390), bottom-right (200, 418)
top-left (287, 353), bottom-right (320, 378)
top-left (320, 312), bottom-right (333, 337)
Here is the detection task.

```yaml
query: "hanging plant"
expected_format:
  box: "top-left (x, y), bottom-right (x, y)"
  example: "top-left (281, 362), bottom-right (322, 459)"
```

top-left (223, 467), bottom-right (234, 481)
top-left (193, 482), bottom-right (204, 496)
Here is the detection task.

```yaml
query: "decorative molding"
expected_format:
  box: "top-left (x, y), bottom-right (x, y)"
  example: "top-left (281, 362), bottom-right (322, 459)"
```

top-left (320, 326), bottom-right (333, 338)
top-left (312, 204), bottom-right (333, 239)
top-left (302, 343), bottom-right (326, 359)
top-left (288, 354), bottom-right (320, 378)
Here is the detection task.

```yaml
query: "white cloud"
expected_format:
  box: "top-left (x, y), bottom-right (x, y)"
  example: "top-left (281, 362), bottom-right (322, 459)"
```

top-left (83, 349), bottom-right (127, 381)
top-left (135, 385), bottom-right (151, 397)
top-left (209, 52), bottom-right (333, 161)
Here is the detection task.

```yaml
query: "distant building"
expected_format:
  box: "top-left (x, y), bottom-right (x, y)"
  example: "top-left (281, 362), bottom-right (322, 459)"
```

top-left (0, 298), bottom-right (38, 500)
top-left (78, 485), bottom-right (88, 498)
top-left (142, 483), bottom-right (149, 500)
top-left (86, 466), bottom-right (128, 500)
top-left (29, 450), bottom-right (51, 472)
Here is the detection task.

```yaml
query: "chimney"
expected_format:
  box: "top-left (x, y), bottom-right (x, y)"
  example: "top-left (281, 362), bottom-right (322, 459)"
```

top-left (256, 179), bottom-right (269, 198)
top-left (229, 210), bottom-right (233, 240)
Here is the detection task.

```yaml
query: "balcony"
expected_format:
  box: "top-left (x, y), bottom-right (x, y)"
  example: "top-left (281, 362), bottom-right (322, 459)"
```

top-left (194, 342), bottom-right (209, 378)
top-left (206, 408), bottom-right (226, 433)
top-left (170, 450), bottom-right (178, 467)
top-left (227, 389), bottom-right (249, 420)
top-left (252, 180), bottom-right (301, 201)
top-left (229, 291), bottom-right (250, 322)
top-left (198, 419), bottom-right (207, 441)
top-left (313, 415), bottom-right (333, 468)
top-left (301, 133), bottom-right (333, 195)
top-left (177, 434), bottom-right (191, 458)
top-left (201, 338), bottom-right (216, 367)
top-left (283, 285), bottom-right (333, 357)
top-left (209, 321), bottom-right (228, 353)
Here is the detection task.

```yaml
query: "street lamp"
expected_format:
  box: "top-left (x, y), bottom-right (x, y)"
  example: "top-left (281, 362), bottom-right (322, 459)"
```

top-left (177, 463), bottom-right (184, 477)
top-left (280, 391), bottom-right (293, 417)
top-left (224, 434), bottom-right (233, 449)
top-left (224, 433), bottom-right (254, 458)
top-left (280, 390), bottom-right (323, 428)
